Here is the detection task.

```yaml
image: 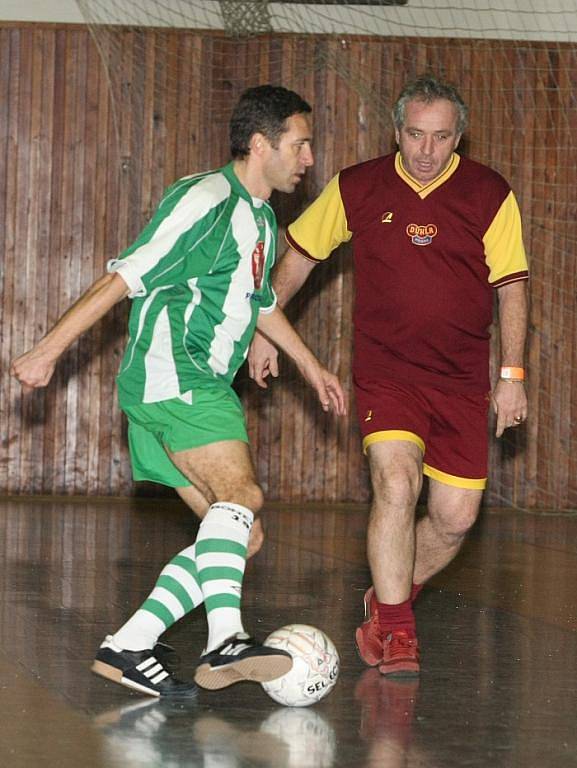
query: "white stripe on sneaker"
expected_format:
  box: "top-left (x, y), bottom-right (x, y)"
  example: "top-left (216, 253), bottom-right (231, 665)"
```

top-left (219, 642), bottom-right (250, 656)
top-left (144, 663), bottom-right (164, 678)
top-left (136, 657), bottom-right (159, 672)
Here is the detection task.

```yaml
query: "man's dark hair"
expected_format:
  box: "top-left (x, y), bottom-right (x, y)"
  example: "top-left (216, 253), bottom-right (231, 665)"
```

top-left (230, 85), bottom-right (311, 159)
top-left (392, 74), bottom-right (468, 135)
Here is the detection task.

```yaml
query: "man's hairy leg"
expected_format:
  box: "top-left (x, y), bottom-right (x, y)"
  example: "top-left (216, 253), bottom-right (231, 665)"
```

top-left (412, 480), bottom-right (483, 586)
top-left (169, 440), bottom-right (291, 689)
top-left (111, 440), bottom-right (262, 654)
top-left (356, 441), bottom-right (423, 675)
top-left (367, 441), bottom-right (423, 606)
top-left (168, 440), bottom-right (263, 652)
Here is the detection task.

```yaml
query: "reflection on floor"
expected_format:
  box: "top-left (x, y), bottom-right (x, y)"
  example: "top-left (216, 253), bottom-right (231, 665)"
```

top-left (1, 496), bottom-right (577, 767)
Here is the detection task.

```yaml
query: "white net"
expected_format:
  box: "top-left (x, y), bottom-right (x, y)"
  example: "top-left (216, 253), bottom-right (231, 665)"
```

top-left (76, 1), bottom-right (577, 40)
top-left (74, 1), bottom-right (577, 510)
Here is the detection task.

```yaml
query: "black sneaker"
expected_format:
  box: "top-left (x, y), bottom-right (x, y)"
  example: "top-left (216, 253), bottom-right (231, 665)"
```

top-left (194, 632), bottom-right (293, 690)
top-left (152, 641), bottom-right (180, 672)
top-left (92, 635), bottom-right (198, 699)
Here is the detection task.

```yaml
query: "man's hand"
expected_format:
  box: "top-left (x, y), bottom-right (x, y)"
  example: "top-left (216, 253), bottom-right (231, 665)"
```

top-left (10, 345), bottom-right (58, 393)
top-left (255, 305), bottom-right (346, 415)
top-left (492, 380), bottom-right (527, 437)
top-left (296, 356), bottom-right (347, 416)
top-left (248, 331), bottom-right (279, 389)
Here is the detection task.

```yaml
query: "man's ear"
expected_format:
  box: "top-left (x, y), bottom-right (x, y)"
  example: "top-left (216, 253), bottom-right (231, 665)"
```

top-left (249, 132), bottom-right (269, 156)
top-left (454, 133), bottom-right (462, 150)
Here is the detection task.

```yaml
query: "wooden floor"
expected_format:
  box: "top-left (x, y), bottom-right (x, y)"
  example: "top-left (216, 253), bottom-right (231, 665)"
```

top-left (1, 496), bottom-right (577, 768)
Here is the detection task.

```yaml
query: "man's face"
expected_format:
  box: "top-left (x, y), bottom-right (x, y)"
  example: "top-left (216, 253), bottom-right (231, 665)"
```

top-left (262, 112), bottom-right (314, 194)
top-left (395, 98), bottom-right (461, 184)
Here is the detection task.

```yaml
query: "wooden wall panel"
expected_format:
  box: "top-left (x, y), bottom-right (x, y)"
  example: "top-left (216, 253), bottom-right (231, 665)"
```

top-left (1, 23), bottom-right (576, 509)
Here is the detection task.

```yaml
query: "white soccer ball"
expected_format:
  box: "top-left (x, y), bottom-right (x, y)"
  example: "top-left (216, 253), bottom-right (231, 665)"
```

top-left (261, 624), bottom-right (340, 707)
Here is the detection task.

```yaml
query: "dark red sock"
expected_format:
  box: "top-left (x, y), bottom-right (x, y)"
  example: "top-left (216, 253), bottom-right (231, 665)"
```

top-left (411, 582), bottom-right (424, 603)
top-left (377, 598), bottom-right (416, 637)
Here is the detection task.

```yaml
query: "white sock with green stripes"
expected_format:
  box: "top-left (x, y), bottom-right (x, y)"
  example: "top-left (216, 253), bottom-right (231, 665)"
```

top-left (111, 543), bottom-right (204, 652)
top-left (195, 501), bottom-right (253, 653)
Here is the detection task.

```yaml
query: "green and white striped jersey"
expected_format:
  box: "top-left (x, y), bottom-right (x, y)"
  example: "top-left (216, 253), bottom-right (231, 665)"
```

top-left (108, 162), bottom-right (277, 406)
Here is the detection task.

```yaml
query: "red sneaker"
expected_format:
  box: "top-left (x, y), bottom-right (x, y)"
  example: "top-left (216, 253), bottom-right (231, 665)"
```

top-left (355, 587), bottom-right (382, 667)
top-left (379, 630), bottom-right (420, 678)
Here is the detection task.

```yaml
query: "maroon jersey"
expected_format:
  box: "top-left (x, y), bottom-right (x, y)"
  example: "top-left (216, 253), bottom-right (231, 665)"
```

top-left (287, 152), bottom-right (528, 393)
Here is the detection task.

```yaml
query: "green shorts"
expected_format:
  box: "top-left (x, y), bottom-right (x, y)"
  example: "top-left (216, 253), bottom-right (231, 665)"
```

top-left (123, 386), bottom-right (248, 488)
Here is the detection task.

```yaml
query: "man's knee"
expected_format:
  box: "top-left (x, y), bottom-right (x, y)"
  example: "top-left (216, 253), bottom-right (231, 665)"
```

top-left (368, 442), bottom-right (423, 510)
top-left (430, 501), bottom-right (480, 541)
top-left (241, 481), bottom-right (264, 514)
top-left (169, 442), bottom-right (263, 513)
top-left (370, 462), bottom-right (422, 512)
top-left (219, 479), bottom-right (264, 514)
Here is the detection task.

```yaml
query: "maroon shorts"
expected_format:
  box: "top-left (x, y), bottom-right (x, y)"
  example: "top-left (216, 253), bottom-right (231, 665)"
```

top-left (354, 377), bottom-right (490, 489)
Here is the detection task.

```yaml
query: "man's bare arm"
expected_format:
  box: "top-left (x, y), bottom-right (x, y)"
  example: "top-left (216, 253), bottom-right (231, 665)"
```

top-left (492, 280), bottom-right (528, 437)
top-left (10, 272), bottom-right (129, 391)
top-left (249, 248), bottom-right (317, 387)
top-left (273, 248), bottom-right (317, 308)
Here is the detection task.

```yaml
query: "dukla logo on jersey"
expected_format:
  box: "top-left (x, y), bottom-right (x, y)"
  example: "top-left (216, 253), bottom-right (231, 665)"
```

top-left (406, 223), bottom-right (437, 246)
top-left (252, 241), bottom-right (265, 289)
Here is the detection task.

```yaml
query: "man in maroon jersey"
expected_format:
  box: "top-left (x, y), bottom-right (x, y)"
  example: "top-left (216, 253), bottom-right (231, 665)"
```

top-left (248, 75), bottom-right (529, 678)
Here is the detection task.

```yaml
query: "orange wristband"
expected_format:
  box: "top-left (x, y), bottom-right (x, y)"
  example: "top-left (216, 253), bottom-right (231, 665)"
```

top-left (500, 366), bottom-right (525, 381)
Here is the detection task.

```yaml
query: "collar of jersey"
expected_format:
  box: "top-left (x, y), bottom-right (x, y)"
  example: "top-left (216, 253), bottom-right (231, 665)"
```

top-left (222, 162), bottom-right (265, 208)
top-left (395, 152), bottom-right (461, 199)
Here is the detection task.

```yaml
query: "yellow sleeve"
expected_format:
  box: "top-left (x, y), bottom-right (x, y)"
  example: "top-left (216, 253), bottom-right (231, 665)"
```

top-left (286, 174), bottom-right (352, 261)
top-left (483, 190), bottom-right (529, 286)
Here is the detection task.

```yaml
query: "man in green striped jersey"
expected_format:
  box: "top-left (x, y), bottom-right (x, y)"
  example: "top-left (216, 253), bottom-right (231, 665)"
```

top-left (11, 85), bottom-right (346, 698)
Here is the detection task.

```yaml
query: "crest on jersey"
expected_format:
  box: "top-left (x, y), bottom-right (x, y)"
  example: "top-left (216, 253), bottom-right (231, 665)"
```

top-left (252, 241), bottom-right (265, 289)
top-left (406, 223), bottom-right (437, 246)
